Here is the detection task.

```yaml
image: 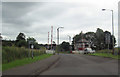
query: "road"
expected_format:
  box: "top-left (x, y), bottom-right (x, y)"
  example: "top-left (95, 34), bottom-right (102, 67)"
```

top-left (40, 54), bottom-right (118, 75)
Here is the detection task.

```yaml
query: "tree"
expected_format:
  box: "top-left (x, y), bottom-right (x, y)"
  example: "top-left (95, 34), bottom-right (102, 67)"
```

top-left (60, 41), bottom-right (70, 51)
top-left (73, 31), bottom-right (84, 43)
top-left (27, 37), bottom-right (40, 49)
top-left (27, 37), bottom-right (36, 45)
top-left (16, 40), bottom-right (27, 47)
top-left (109, 35), bottom-right (116, 49)
top-left (2, 40), bottom-right (15, 46)
top-left (72, 28), bottom-right (116, 50)
top-left (104, 31), bottom-right (111, 49)
top-left (16, 33), bottom-right (26, 41)
top-left (53, 41), bottom-right (56, 50)
top-left (95, 28), bottom-right (105, 50)
top-left (34, 42), bottom-right (40, 49)
top-left (16, 33), bottom-right (27, 47)
top-left (84, 32), bottom-right (96, 49)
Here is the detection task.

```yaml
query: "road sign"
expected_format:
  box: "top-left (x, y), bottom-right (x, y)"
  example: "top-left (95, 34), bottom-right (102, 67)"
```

top-left (31, 45), bottom-right (34, 49)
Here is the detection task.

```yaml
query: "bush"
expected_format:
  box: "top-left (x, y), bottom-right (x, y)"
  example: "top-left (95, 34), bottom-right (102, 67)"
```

top-left (2, 46), bottom-right (46, 64)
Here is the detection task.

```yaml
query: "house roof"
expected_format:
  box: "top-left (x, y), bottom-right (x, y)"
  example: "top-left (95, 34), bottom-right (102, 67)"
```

top-left (76, 39), bottom-right (89, 43)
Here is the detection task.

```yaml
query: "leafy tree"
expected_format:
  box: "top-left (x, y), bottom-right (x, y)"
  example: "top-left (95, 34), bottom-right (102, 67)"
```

top-left (27, 37), bottom-right (40, 49)
top-left (16, 33), bottom-right (26, 41)
top-left (34, 42), bottom-right (40, 49)
top-left (104, 31), bottom-right (111, 49)
top-left (72, 28), bottom-right (116, 50)
top-left (53, 41), bottom-right (56, 50)
top-left (60, 41), bottom-right (70, 51)
top-left (109, 35), bottom-right (116, 49)
top-left (2, 40), bottom-right (15, 46)
top-left (16, 33), bottom-right (27, 47)
top-left (73, 31), bottom-right (84, 43)
top-left (27, 37), bottom-right (36, 43)
top-left (16, 40), bottom-right (27, 47)
top-left (95, 28), bottom-right (105, 50)
top-left (84, 32), bottom-right (96, 49)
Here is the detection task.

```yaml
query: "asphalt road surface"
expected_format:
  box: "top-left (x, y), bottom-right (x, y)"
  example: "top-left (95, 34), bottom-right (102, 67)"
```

top-left (40, 54), bottom-right (118, 75)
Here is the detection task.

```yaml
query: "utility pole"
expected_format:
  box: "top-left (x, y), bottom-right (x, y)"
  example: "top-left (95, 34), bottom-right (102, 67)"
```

top-left (102, 9), bottom-right (115, 55)
top-left (57, 27), bottom-right (64, 54)
top-left (111, 10), bottom-right (114, 54)
top-left (48, 32), bottom-right (49, 50)
top-left (57, 28), bottom-right (59, 45)
top-left (51, 26), bottom-right (53, 50)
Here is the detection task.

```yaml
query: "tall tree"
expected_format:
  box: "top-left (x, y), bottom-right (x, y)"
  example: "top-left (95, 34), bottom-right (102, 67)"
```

top-left (27, 37), bottom-right (40, 49)
top-left (60, 41), bottom-right (70, 51)
top-left (72, 28), bottom-right (116, 50)
top-left (27, 37), bottom-right (36, 43)
top-left (84, 32), bottom-right (96, 49)
top-left (16, 33), bottom-right (27, 47)
top-left (73, 31), bottom-right (84, 43)
top-left (16, 33), bottom-right (26, 41)
top-left (95, 28), bottom-right (105, 50)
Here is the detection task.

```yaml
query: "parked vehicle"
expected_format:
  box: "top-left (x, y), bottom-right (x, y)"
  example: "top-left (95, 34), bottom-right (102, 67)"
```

top-left (46, 50), bottom-right (55, 54)
top-left (84, 48), bottom-right (95, 54)
top-left (72, 50), bottom-right (84, 54)
top-left (72, 48), bottom-right (95, 54)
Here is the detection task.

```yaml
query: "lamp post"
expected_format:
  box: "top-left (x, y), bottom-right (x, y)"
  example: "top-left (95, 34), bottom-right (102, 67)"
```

top-left (102, 9), bottom-right (114, 54)
top-left (57, 27), bottom-right (64, 54)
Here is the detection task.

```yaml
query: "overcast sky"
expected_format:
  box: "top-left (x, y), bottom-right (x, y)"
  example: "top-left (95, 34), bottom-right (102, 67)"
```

top-left (1, 0), bottom-right (119, 46)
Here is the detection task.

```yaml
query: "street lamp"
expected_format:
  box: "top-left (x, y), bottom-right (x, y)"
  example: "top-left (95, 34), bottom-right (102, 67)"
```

top-left (57, 27), bottom-right (64, 54)
top-left (102, 9), bottom-right (114, 54)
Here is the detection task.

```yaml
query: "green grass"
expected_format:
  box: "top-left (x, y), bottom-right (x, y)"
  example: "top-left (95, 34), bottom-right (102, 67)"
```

top-left (89, 53), bottom-right (120, 59)
top-left (2, 54), bottom-right (52, 71)
top-left (88, 48), bottom-right (120, 59)
top-left (2, 46), bottom-right (46, 64)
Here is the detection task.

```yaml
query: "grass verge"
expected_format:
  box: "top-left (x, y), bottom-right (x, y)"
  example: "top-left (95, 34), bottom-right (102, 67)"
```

top-left (89, 53), bottom-right (120, 59)
top-left (2, 54), bottom-right (52, 71)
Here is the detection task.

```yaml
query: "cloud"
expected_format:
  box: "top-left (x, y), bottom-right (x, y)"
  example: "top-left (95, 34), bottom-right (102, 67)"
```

top-left (1, 1), bottom-right (119, 45)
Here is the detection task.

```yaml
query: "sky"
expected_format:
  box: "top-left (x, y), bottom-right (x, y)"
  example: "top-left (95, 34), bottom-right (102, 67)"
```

top-left (1, 0), bottom-right (120, 46)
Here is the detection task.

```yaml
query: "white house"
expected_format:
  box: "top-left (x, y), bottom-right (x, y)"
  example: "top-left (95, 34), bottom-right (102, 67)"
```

top-left (74, 39), bottom-right (90, 51)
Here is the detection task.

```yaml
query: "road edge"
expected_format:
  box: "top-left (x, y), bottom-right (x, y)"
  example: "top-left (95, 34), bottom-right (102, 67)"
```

top-left (31, 55), bottom-right (61, 75)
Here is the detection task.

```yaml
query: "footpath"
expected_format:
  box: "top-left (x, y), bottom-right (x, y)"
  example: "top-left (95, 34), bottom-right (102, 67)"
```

top-left (2, 55), bottom-right (60, 75)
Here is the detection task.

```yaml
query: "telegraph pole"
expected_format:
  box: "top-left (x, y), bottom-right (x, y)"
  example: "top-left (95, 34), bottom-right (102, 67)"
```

top-left (48, 32), bottom-right (49, 50)
top-left (51, 26), bottom-right (53, 50)
top-left (57, 27), bottom-right (64, 54)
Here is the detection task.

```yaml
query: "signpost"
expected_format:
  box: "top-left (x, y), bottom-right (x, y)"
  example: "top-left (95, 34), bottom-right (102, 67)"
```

top-left (31, 44), bottom-right (34, 59)
top-left (28, 40), bottom-right (34, 59)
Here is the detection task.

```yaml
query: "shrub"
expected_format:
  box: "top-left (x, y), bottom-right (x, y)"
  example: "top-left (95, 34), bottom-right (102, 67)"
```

top-left (2, 46), bottom-right (46, 64)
